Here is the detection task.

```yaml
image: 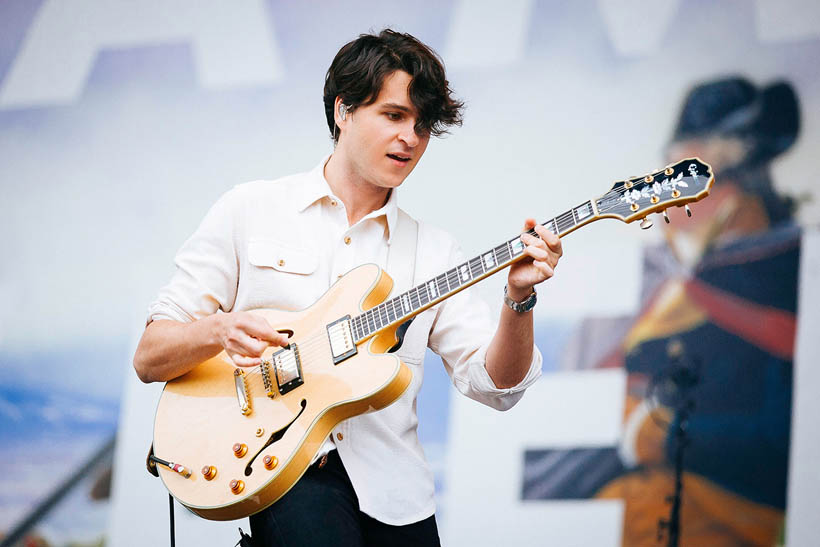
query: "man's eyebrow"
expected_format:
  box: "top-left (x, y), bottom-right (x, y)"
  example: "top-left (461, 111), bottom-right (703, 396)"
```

top-left (380, 103), bottom-right (413, 113)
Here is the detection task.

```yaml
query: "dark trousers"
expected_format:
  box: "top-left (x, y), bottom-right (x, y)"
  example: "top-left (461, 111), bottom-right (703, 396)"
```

top-left (249, 450), bottom-right (441, 546)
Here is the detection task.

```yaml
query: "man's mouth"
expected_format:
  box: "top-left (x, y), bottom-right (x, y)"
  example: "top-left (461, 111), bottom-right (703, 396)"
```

top-left (387, 153), bottom-right (411, 163)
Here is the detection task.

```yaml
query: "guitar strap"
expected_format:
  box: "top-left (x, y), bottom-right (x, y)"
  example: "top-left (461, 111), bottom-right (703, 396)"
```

top-left (386, 208), bottom-right (419, 296)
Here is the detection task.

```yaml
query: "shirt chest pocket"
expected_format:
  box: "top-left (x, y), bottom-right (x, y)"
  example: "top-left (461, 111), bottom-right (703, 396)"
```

top-left (246, 238), bottom-right (320, 308)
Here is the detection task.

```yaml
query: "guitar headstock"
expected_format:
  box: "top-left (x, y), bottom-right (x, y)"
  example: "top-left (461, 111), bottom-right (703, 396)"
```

top-left (595, 158), bottom-right (714, 224)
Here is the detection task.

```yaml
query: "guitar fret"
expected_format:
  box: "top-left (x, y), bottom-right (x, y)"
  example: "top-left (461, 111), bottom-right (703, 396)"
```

top-left (436, 273), bottom-right (448, 296)
top-left (510, 237), bottom-right (524, 257)
top-left (495, 243), bottom-right (510, 264)
top-left (379, 305), bottom-right (388, 325)
top-left (447, 267), bottom-right (459, 290)
top-left (469, 256), bottom-right (484, 279)
top-left (459, 262), bottom-right (471, 283)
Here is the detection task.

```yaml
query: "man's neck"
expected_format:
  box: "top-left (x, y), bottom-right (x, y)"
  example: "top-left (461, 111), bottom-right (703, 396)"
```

top-left (324, 152), bottom-right (391, 227)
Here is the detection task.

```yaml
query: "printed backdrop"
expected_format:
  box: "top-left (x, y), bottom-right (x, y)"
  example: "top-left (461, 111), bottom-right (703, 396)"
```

top-left (1, 1), bottom-right (819, 545)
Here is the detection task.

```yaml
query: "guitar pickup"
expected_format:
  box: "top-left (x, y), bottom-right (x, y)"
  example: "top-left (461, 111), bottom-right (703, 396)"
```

top-left (272, 344), bottom-right (304, 396)
top-left (327, 316), bottom-right (357, 364)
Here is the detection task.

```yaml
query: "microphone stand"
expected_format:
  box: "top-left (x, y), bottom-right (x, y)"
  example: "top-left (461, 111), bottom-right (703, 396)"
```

top-left (652, 348), bottom-right (700, 547)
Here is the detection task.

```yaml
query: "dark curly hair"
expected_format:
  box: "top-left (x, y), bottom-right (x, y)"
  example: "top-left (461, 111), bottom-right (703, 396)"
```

top-left (323, 29), bottom-right (464, 142)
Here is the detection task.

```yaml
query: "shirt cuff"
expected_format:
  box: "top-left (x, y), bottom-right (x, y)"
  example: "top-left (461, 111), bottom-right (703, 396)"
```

top-left (461, 344), bottom-right (543, 410)
top-left (146, 300), bottom-right (195, 326)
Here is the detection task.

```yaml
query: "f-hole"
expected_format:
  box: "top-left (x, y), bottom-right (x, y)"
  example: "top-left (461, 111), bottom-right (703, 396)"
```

top-left (244, 399), bottom-right (307, 476)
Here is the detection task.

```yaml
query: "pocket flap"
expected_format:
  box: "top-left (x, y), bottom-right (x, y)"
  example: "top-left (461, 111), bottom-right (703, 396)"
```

top-left (248, 239), bottom-right (317, 275)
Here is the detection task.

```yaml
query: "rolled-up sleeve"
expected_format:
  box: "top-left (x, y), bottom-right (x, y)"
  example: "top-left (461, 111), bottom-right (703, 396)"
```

top-left (427, 242), bottom-right (542, 411)
top-left (147, 188), bottom-right (241, 325)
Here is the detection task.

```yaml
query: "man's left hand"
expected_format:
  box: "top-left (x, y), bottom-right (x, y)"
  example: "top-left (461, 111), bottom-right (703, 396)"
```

top-left (506, 218), bottom-right (563, 301)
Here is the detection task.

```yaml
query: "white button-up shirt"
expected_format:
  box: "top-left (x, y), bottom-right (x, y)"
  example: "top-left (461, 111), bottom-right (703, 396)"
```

top-left (147, 157), bottom-right (542, 525)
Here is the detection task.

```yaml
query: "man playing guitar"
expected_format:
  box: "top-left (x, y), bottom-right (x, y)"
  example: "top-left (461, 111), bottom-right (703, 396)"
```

top-left (134, 28), bottom-right (562, 546)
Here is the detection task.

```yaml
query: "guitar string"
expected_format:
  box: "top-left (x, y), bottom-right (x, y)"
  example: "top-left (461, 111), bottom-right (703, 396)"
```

top-left (238, 171), bottom-right (702, 383)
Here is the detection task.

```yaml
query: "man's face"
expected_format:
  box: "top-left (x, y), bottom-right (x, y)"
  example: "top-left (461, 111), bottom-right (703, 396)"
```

top-left (337, 70), bottom-right (430, 191)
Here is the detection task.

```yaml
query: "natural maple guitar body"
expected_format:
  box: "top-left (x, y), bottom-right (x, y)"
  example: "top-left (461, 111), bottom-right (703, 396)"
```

top-left (153, 264), bottom-right (412, 521)
top-left (151, 158), bottom-right (715, 522)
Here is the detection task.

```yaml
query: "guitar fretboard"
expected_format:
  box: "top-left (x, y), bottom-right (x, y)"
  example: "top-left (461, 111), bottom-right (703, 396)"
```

top-left (350, 200), bottom-right (595, 342)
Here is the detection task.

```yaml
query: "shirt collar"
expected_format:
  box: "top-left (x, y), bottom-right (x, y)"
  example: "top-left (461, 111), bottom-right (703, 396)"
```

top-left (297, 155), bottom-right (400, 245)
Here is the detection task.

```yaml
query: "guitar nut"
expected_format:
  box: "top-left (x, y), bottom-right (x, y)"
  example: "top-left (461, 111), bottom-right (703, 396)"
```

top-left (233, 443), bottom-right (248, 458)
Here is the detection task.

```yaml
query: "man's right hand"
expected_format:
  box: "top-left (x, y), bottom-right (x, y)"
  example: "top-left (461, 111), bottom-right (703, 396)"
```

top-left (215, 312), bottom-right (290, 367)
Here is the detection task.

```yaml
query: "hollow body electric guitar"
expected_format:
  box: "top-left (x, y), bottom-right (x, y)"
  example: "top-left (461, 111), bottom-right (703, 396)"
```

top-left (151, 158), bottom-right (714, 521)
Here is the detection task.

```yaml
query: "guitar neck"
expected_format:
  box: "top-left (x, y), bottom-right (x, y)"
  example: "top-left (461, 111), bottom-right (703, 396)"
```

top-left (350, 199), bottom-right (598, 343)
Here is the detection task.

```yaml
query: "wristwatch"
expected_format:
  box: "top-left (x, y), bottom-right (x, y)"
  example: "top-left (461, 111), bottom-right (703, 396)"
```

top-left (503, 285), bottom-right (537, 313)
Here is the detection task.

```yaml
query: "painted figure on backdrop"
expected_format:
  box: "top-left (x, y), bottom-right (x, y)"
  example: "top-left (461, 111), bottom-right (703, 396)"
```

top-left (134, 29), bottom-right (562, 547)
top-left (545, 77), bottom-right (801, 546)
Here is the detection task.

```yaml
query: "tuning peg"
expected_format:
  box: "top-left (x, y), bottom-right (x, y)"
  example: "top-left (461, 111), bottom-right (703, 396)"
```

top-left (663, 210), bottom-right (670, 223)
top-left (685, 205), bottom-right (692, 217)
top-left (640, 217), bottom-right (653, 230)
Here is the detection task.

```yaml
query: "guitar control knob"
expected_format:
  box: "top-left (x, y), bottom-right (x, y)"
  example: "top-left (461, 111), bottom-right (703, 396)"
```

top-left (263, 455), bottom-right (279, 470)
top-left (202, 465), bottom-right (217, 480)
top-left (685, 205), bottom-right (692, 217)
top-left (233, 443), bottom-right (248, 458)
top-left (640, 217), bottom-right (653, 230)
top-left (663, 210), bottom-right (670, 224)
top-left (230, 479), bottom-right (245, 495)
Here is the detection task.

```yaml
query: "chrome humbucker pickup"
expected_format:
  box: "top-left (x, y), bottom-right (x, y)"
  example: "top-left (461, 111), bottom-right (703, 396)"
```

top-left (272, 344), bottom-right (303, 396)
top-left (327, 315), bottom-right (357, 365)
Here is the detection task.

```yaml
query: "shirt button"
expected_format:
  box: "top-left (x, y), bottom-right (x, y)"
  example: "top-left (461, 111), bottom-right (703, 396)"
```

top-left (330, 199), bottom-right (338, 207)
top-left (344, 236), bottom-right (351, 245)
top-left (337, 274), bottom-right (343, 280)
top-left (336, 433), bottom-right (344, 441)
top-left (278, 259), bottom-right (285, 267)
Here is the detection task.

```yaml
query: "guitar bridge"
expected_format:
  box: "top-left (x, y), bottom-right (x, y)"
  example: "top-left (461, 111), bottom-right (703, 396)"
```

top-left (272, 344), bottom-right (304, 396)
top-left (327, 316), bottom-right (357, 364)
top-left (260, 360), bottom-right (276, 398)
top-left (234, 368), bottom-right (252, 415)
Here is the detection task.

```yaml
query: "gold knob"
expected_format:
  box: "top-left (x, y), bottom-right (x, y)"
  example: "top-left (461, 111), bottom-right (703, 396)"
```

top-left (263, 455), bottom-right (278, 470)
top-left (233, 443), bottom-right (248, 458)
top-left (255, 428), bottom-right (265, 437)
top-left (230, 479), bottom-right (245, 495)
top-left (650, 195), bottom-right (659, 204)
top-left (665, 167), bottom-right (674, 176)
top-left (644, 175), bottom-right (654, 183)
top-left (672, 189), bottom-right (681, 198)
top-left (630, 203), bottom-right (639, 211)
top-left (201, 465), bottom-right (217, 480)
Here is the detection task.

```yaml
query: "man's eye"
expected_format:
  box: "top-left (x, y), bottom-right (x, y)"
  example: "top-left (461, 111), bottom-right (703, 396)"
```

top-left (386, 112), bottom-right (401, 121)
